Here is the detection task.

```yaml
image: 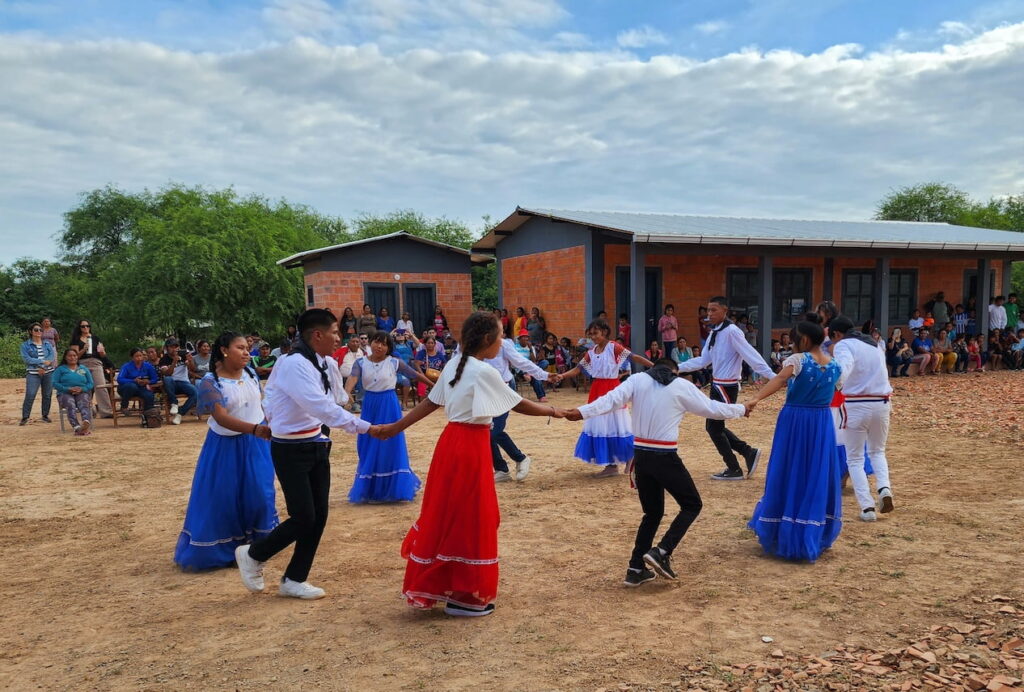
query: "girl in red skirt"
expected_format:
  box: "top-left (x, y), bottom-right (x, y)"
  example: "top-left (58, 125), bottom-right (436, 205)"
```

top-left (373, 312), bottom-right (565, 617)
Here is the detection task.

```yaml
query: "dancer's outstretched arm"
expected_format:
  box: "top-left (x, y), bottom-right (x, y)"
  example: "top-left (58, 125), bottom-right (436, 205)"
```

top-left (373, 398), bottom-right (441, 439)
top-left (512, 399), bottom-right (566, 418)
top-left (746, 364), bottom-right (795, 410)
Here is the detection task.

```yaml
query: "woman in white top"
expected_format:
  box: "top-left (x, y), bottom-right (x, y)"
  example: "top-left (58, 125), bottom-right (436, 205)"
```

top-left (174, 332), bottom-right (278, 571)
top-left (396, 312), bottom-right (415, 335)
top-left (343, 331), bottom-right (433, 503)
top-left (373, 312), bottom-right (565, 617)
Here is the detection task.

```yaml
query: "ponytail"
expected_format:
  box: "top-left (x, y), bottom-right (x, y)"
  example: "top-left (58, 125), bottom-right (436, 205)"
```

top-left (210, 331), bottom-right (242, 383)
top-left (449, 311), bottom-right (500, 387)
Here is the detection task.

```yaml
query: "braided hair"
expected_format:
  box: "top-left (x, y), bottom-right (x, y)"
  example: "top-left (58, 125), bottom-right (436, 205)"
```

top-left (449, 311), bottom-right (500, 387)
top-left (210, 331), bottom-right (242, 383)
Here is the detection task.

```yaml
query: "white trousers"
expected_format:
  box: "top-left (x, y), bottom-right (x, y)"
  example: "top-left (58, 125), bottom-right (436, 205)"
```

top-left (843, 401), bottom-right (891, 511)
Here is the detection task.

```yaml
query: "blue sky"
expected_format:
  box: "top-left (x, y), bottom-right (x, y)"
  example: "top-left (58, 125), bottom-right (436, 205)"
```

top-left (1, 0), bottom-right (1023, 263)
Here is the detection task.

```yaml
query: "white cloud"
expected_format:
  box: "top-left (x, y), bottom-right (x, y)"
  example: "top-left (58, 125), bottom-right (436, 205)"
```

top-left (263, 0), bottom-right (339, 37)
top-left (694, 20), bottom-right (729, 36)
top-left (616, 26), bottom-right (669, 49)
top-left (1, 23), bottom-right (1024, 263)
top-left (938, 20), bottom-right (975, 39)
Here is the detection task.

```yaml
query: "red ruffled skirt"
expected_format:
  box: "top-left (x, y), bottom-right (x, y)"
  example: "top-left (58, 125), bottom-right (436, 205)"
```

top-left (401, 422), bottom-right (500, 610)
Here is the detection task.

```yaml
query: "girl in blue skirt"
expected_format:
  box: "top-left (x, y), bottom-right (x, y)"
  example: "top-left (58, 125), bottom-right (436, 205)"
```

top-left (745, 317), bottom-right (843, 562)
top-left (174, 332), bottom-right (278, 570)
top-left (345, 331), bottom-right (434, 503)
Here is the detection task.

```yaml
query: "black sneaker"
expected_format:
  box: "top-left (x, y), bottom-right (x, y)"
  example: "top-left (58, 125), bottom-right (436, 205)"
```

top-left (19, 418), bottom-right (28, 426)
top-left (41, 416), bottom-right (52, 423)
top-left (710, 468), bottom-right (744, 481)
top-left (443, 602), bottom-right (495, 617)
top-left (623, 567), bottom-right (656, 587)
top-left (743, 448), bottom-right (762, 478)
top-left (643, 548), bottom-right (677, 580)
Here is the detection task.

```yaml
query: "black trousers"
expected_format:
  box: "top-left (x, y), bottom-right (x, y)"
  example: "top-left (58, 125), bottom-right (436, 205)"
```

top-left (248, 440), bottom-right (331, 583)
top-left (706, 384), bottom-right (751, 472)
top-left (630, 448), bottom-right (703, 570)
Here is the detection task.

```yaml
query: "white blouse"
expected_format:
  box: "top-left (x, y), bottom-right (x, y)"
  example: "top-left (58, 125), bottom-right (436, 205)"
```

top-left (581, 343), bottom-right (631, 379)
top-left (198, 372), bottom-right (265, 437)
top-left (428, 355), bottom-right (523, 424)
top-left (351, 356), bottom-right (419, 393)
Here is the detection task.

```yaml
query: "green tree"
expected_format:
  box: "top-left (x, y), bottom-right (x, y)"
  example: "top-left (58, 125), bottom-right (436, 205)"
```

top-left (351, 209), bottom-right (475, 248)
top-left (874, 182), bottom-right (972, 223)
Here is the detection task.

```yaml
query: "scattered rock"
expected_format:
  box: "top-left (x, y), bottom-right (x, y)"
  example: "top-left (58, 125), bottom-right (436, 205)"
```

top-left (761, 636), bottom-right (774, 643)
top-left (770, 649), bottom-right (784, 659)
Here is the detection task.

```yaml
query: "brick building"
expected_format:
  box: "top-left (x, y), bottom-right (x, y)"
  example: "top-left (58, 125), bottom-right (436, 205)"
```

top-left (473, 207), bottom-right (1024, 355)
top-left (279, 232), bottom-right (489, 339)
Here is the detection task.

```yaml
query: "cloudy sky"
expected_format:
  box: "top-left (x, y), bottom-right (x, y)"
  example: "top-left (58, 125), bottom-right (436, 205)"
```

top-left (1, 0), bottom-right (1023, 264)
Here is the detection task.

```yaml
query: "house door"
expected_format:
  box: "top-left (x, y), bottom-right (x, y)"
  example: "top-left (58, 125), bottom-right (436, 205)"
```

top-left (963, 269), bottom-right (996, 306)
top-left (403, 284), bottom-right (436, 337)
top-left (364, 283), bottom-right (399, 326)
top-left (613, 267), bottom-right (662, 346)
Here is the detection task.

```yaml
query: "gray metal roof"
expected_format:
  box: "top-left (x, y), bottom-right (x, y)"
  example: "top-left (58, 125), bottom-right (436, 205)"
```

top-left (473, 207), bottom-right (1024, 252)
top-left (279, 231), bottom-right (492, 268)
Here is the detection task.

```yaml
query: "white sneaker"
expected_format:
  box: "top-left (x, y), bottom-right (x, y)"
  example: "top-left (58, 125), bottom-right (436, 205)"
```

top-left (170, 403), bottom-right (179, 415)
top-left (172, 413), bottom-right (182, 425)
top-left (493, 471), bottom-right (513, 483)
top-left (279, 578), bottom-right (325, 600)
top-left (859, 508), bottom-right (878, 522)
top-left (80, 419), bottom-right (91, 434)
top-left (235, 545), bottom-right (265, 592)
top-left (877, 487), bottom-right (894, 514)
top-left (515, 456), bottom-right (532, 481)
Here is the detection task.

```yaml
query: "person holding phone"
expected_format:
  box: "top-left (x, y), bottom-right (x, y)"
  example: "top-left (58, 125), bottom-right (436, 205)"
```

top-left (886, 328), bottom-right (913, 377)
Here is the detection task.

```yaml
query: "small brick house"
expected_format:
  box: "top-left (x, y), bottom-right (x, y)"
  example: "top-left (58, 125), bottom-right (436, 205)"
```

top-left (473, 207), bottom-right (1024, 355)
top-left (279, 232), bottom-right (490, 340)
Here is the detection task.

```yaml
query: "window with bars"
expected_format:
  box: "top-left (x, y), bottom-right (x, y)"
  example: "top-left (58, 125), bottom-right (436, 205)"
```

top-left (842, 270), bottom-right (875, 325)
top-left (306, 284), bottom-right (314, 307)
top-left (774, 269), bottom-right (812, 327)
top-left (726, 268), bottom-right (759, 327)
top-left (888, 270), bottom-right (917, 322)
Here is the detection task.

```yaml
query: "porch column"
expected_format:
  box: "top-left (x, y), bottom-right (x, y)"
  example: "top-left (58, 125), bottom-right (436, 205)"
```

top-left (629, 241), bottom-right (646, 355)
top-left (495, 254), bottom-right (504, 309)
top-left (822, 257), bottom-right (834, 302)
top-left (585, 234), bottom-right (605, 328)
top-left (757, 255), bottom-right (774, 359)
top-left (874, 257), bottom-right (891, 337)
top-left (978, 258), bottom-right (992, 349)
top-left (1002, 260), bottom-right (1014, 298)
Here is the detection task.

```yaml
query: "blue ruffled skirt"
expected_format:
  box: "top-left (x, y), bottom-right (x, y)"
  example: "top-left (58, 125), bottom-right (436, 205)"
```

top-left (748, 404), bottom-right (842, 562)
top-left (349, 389), bottom-right (421, 503)
top-left (174, 430), bottom-right (278, 570)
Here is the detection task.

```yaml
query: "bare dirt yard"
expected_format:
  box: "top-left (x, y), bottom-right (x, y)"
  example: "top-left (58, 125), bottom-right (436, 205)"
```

top-left (1, 373), bottom-right (1022, 691)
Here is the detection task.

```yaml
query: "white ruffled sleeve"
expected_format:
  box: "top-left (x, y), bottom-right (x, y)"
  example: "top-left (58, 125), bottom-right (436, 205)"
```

top-left (782, 353), bottom-right (804, 376)
top-left (470, 359), bottom-right (523, 419)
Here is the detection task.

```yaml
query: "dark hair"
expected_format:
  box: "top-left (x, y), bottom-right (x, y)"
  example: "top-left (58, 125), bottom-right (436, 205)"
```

top-left (27, 321), bottom-right (42, 337)
top-left (654, 357), bottom-right (677, 369)
top-left (664, 304), bottom-right (674, 313)
top-left (128, 347), bottom-right (143, 357)
top-left (196, 339), bottom-right (209, 349)
top-left (294, 308), bottom-right (337, 393)
top-left (816, 300), bottom-right (839, 325)
top-left (210, 331), bottom-right (243, 383)
top-left (587, 318), bottom-right (612, 338)
top-left (369, 330), bottom-right (394, 356)
top-left (830, 315), bottom-right (855, 335)
top-left (708, 296), bottom-right (728, 308)
top-left (450, 311), bottom-right (500, 386)
top-left (343, 306), bottom-right (354, 318)
top-left (801, 311), bottom-right (823, 325)
top-left (790, 320), bottom-right (825, 348)
top-left (61, 349), bottom-right (77, 365)
top-left (618, 313), bottom-right (628, 320)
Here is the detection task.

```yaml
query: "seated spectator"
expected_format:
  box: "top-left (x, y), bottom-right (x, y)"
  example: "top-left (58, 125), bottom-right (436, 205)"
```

top-left (911, 328), bottom-right (937, 375)
top-left (987, 330), bottom-right (1005, 371)
top-left (397, 311), bottom-right (415, 335)
top-left (953, 304), bottom-right (969, 337)
top-left (737, 314), bottom-right (757, 346)
top-left (251, 342), bottom-right (277, 380)
top-left (769, 339), bottom-right (783, 372)
top-left (951, 334), bottom-right (969, 372)
top-left (886, 327), bottom-right (913, 377)
top-left (414, 334), bottom-right (448, 399)
top-left (870, 328), bottom-right (883, 347)
top-left (1008, 328), bottom-right (1024, 369)
top-left (53, 348), bottom-right (94, 435)
top-left (191, 340), bottom-right (212, 380)
top-left (20, 322), bottom-right (57, 425)
top-left (69, 319), bottom-right (112, 418)
top-left (146, 346), bottom-right (162, 370)
top-left (512, 330), bottom-right (546, 401)
top-left (376, 307), bottom-right (396, 333)
top-left (966, 335), bottom-right (984, 372)
top-left (671, 336), bottom-right (693, 366)
top-left (541, 333), bottom-right (559, 374)
top-left (443, 332), bottom-right (458, 355)
top-left (688, 344), bottom-right (710, 386)
top-left (922, 312), bottom-right (935, 331)
top-left (778, 332), bottom-right (794, 360)
top-left (117, 348), bottom-right (160, 412)
top-left (247, 333), bottom-right (262, 357)
top-left (908, 309), bottom-right (925, 333)
top-left (932, 329), bottom-right (957, 374)
top-left (645, 339), bottom-right (664, 361)
top-left (393, 331), bottom-right (419, 409)
top-left (158, 338), bottom-right (198, 424)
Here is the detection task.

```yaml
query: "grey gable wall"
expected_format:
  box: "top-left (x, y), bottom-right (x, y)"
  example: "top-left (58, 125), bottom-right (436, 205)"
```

top-left (304, 236), bottom-right (472, 274)
top-left (494, 216), bottom-right (592, 260)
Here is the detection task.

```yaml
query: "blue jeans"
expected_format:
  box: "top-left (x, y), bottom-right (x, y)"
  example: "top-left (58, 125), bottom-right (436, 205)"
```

top-left (23, 371), bottom-right (53, 420)
top-left (163, 377), bottom-right (197, 414)
top-left (119, 382), bottom-right (155, 410)
top-left (491, 380), bottom-right (526, 472)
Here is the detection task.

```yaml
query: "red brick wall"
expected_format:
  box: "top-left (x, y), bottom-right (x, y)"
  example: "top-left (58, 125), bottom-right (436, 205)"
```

top-left (304, 270), bottom-right (473, 340)
top-left (501, 246), bottom-right (586, 341)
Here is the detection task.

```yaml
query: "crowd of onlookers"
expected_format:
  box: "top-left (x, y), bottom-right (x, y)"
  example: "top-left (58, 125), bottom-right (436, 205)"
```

top-left (16, 292), bottom-right (1023, 431)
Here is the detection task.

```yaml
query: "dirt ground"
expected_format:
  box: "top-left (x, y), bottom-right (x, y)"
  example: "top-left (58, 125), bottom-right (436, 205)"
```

top-left (0, 372), bottom-right (1022, 691)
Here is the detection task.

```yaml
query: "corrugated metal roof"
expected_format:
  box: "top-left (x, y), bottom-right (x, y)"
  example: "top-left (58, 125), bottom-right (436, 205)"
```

top-left (472, 207), bottom-right (1024, 252)
top-left (279, 231), bottom-right (492, 268)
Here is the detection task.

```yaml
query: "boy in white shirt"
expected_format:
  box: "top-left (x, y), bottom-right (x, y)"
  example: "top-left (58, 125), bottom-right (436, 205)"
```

top-left (567, 359), bottom-right (748, 586)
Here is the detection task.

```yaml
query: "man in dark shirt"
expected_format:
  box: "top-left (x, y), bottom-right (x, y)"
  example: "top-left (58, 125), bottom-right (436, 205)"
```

top-left (252, 342), bottom-right (277, 380)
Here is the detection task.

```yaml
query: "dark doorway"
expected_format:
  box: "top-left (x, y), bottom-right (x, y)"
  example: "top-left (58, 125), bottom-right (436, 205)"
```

top-left (963, 269), bottom-right (996, 306)
top-left (614, 266), bottom-right (662, 347)
top-left (364, 283), bottom-right (399, 328)
top-left (403, 284), bottom-right (436, 337)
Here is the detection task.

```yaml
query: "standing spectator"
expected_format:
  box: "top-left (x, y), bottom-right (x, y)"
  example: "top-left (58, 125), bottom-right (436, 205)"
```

top-left (251, 342), bottom-right (278, 380)
top-left (925, 292), bottom-right (952, 330)
top-left (340, 307), bottom-right (358, 337)
top-left (908, 309), bottom-right (925, 333)
top-left (617, 313), bottom-right (632, 346)
top-left (886, 327), bottom-right (913, 377)
top-left (191, 340), bottom-right (212, 380)
top-left (357, 304), bottom-right (377, 336)
top-left (697, 306), bottom-right (711, 346)
top-left (932, 329), bottom-right (957, 374)
top-left (69, 319), bottom-right (112, 418)
top-left (526, 307), bottom-right (546, 346)
top-left (768, 339), bottom-right (783, 372)
top-left (1005, 293), bottom-right (1020, 332)
top-left (432, 306), bottom-right (449, 336)
top-left (989, 296), bottom-right (1008, 331)
top-left (737, 314), bottom-right (757, 347)
top-left (911, 328), bottom-right (938, 375)
top-left (987, 330), bottom-right (1006, 371)
top-left (953, 304), bottom-right (969, 337)
top-left (645, 340), bottom-right (664, 361)
top-left (658, 305), bottom-right (678, 355)
top-left (966, 335), bottom-right (984, 372)
top-left (966, 310), bottom-right (978, 336)
top-left (20, 322), bottom-right (56, 425)
top-left (671, 336), bottom-right (692, 366)
top-left (778, 332), bottom-right (794, 360)
top-left (159, 338), bottom-right (198, 425)
top-left (499, 309), bottom-right (511, 339)
top-left (117, 348), bottom-right (160, 412)
top-left (512, 307), bottom-right (526, 337)
top-left (40, 317), bottom-right (60, 353)
top-left (53, 348), bottom-right (94, 435)
top-left (397, 311), bottom-right (415, 335)
top-left (376, 307), bottom-right (396, 333)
